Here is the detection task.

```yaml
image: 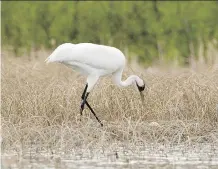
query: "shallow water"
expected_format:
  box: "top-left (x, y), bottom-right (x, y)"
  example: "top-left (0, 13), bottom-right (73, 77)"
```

top-left (2, 143), bottom-right (218, 169)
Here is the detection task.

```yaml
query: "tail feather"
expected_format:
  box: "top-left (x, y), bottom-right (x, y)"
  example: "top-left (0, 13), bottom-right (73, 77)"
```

top-left (45, 54), bottom-right (54, 64)
top-left (45, 56), bottom-right (51, 64)
top-left (45, 49), bottom-right (59, 64)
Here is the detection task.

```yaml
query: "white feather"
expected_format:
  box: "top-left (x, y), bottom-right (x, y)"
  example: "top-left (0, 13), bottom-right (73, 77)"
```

top-left (46, 43), bottom-right (145, 92)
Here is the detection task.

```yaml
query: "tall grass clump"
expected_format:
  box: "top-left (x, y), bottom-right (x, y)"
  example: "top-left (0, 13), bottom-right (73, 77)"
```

top-left (1, 54), bottom-right (218, 155)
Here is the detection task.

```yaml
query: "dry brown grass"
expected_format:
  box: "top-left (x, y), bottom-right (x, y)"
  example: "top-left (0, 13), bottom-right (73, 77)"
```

top-left (1, 53), bottom-right (218, 155)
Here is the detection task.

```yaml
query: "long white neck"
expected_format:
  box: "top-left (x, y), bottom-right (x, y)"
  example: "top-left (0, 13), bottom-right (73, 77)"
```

top-left (118, 75), bottom-right (138, 87)
top-left (112, 68), bottom-right (144, 87)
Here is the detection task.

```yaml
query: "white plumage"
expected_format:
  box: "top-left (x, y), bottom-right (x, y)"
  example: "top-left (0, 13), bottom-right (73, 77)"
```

top-left (46, 43), bottom-right (145, 126)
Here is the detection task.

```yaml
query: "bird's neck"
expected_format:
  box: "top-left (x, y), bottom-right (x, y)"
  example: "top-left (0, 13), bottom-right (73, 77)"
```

top-left (119, 75), bottom-right (138, 87)
top-left (116, 74), bottom-right (143, 88)
top-left (112, 68), bottom-right (144, 88)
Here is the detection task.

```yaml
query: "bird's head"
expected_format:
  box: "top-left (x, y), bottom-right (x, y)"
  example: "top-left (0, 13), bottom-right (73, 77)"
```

top-left (136, 80), bottom-right (145, 92)
top-left (135, 78), bottom-right (146, 102)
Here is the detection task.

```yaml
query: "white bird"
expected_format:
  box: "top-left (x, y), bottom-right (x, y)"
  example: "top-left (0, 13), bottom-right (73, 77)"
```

top-left (45, 43), bottom-right (145, 126)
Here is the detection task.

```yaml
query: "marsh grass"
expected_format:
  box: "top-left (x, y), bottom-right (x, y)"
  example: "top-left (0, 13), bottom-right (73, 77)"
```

top-left (1, 53), bottom-right (218, 156)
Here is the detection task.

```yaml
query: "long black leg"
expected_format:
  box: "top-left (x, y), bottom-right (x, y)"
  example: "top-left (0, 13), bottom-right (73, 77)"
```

top-left (81, 84), bottom-right (88, 100)
top-left (80, 92), bottom-right (89, 115)
top-left (85, 101), bottom-right (103, 127)
top-left (80, 84), bottom-right (103, 127)
top-left (80, 84), bottom-right (88, 116)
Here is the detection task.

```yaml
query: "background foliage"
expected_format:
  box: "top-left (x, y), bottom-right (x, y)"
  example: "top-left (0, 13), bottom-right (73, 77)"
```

top-left (2, 1), bottom-right (218, 65)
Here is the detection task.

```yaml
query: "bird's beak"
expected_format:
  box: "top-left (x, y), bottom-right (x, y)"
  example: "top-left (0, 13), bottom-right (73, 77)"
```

top-left (140, 92), bottom-right (144, 102)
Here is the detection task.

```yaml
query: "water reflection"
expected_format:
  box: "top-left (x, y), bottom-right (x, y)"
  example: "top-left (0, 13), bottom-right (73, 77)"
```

top-left (2, 143), bottom-right (218, 169)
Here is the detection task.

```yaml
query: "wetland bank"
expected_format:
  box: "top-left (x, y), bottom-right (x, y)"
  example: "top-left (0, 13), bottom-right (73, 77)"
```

top-left (2, 1), bottom-right (218, 168)
top-left (1, 55), bottom-right (218, 168)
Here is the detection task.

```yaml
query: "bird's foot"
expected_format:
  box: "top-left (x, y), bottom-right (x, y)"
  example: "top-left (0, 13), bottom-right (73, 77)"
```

top-left (79, 105), bottom-right (84, 123)
top-left (79, 113), bottom-right (82, 120)
top-left (79, 108), bottom-right (83, 123)
top-left (80, 108), bottom-right (84, 116)
top-left (80, 107), bottom-right (85, 115)
top-left (80, 101), bottom-right (85, 115)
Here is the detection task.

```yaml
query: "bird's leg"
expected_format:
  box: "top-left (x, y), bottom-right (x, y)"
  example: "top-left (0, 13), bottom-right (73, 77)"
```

top-left (80, 84), bottom-right (88, 116)
top-left (85, 101), bottom-right (103, 127)
top-left (81, 84), bottom-right (88, 100)
top-left (80, 92), bottom-right (89, 115)
top-left (80, 80), bottom-right (103, 127)
top-left (81, 92), bottom-right (103, 126)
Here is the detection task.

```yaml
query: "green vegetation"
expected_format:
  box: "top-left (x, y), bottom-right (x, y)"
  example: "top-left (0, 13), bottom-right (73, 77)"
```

top-left (2, 1), bottom-right (218, 65)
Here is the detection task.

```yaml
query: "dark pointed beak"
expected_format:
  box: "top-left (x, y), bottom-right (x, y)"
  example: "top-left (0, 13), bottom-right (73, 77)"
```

top-left (140, 92), bottom-right (144, 102)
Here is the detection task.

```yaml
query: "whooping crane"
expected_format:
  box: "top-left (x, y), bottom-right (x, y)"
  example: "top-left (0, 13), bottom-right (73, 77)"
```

top-left (45, 43), bottom-right (146, 126)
